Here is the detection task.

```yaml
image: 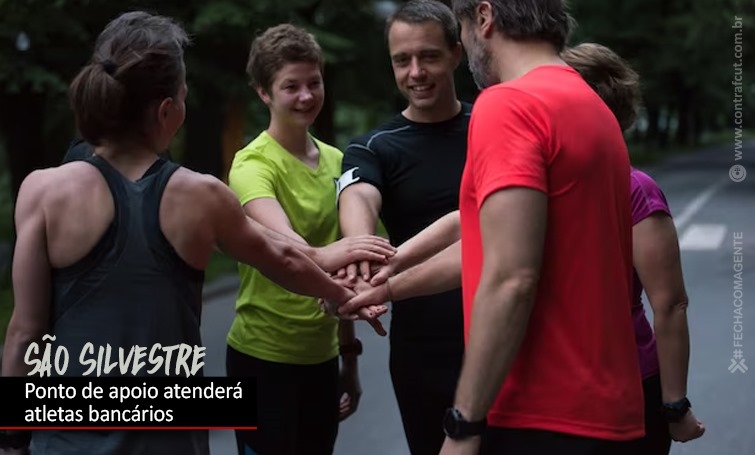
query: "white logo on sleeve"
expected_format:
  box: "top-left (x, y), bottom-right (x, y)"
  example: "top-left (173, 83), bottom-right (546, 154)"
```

top-left (335, 167), bottom-right (361, 201)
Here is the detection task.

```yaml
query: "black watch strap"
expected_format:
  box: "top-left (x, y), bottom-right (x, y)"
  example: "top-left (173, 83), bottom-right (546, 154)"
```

top-left (659, 397), bottom-right (691, 423)
top-left (339, 338), bottom-right (363, 356)
top-left (443, 407), bottom-right (486, 440)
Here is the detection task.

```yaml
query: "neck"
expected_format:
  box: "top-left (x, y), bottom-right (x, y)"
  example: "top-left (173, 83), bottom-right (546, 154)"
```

top-left (94, 141), bottom-right (160, 181)
top-left (404, 89), bottom-right (461, 124)
top-left (492, 37), bottom-right (566, 83)
top-left (267, 119), bottom-right (311, 157)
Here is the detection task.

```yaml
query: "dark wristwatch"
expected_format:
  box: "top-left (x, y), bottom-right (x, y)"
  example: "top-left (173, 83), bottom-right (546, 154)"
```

top-left (442, 407), bottom-right (487, 440)
top-left (0, 429), bottom-right (32, 450)
top-left (659, 397), bottom-right (691, 423)
top-left (339, 338), bottom-right (363, 357)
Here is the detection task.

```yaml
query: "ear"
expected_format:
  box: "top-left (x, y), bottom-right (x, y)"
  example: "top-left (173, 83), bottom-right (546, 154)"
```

top-left (452, 42), bottom-right (463, 68)
top-left (256, 86), bottom-right (272, 105)
top-left (157, 97), bottom-right (174, 126)
top-left (478, 1), bottom-right (495, 38)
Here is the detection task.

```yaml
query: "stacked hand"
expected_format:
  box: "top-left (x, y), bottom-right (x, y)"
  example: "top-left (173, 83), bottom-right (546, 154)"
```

top-left (319, 260), bottom-right (400, 336)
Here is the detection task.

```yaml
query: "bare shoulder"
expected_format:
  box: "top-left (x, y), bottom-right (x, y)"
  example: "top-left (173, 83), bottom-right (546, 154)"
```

top-left (16, 163), bottom-right (95, 210)
top-left (168, 167), bottom-right (229, 196)
top-left (166, 167), bottom-right (238, 211)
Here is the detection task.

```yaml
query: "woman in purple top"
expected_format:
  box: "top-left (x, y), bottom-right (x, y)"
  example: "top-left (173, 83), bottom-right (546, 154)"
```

top-left (563, 43), bottom-right (706, 453)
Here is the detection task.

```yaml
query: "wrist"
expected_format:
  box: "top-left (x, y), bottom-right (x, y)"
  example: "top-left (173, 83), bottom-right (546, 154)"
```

top-left (309, 245), bottom-right (324, 267)
top-left (329, 284), bottom-right (353, 307)
top-left (442, 407), bottom-right (487, 440)
top-left (392, 250), bottom-right (407, 274)
top-left (385, 278), bottom-right (395, 303)
top-left (660, 397), bottom-right (692, 423)
top-left (339, 338), bottom-right (363, 358)
top-left (341, 354), bottom-right (359, 367)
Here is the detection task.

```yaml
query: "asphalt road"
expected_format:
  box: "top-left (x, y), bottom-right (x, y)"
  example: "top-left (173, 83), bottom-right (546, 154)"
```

top-left (200, 140), bottom-right (755, 455)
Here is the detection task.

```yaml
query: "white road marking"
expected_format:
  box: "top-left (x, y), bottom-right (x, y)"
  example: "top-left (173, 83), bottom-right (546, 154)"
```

top-left (679, 223), bottom-right (728, 250)
top-left (673, 178), bottom-right (728, 231)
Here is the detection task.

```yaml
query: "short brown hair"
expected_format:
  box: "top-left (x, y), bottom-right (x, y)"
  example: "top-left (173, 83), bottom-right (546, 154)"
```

top-left (68, 11), bottom-right (189, 146)
top-left (246, 24), bottom-right (323, 93)
top-left (561, 43), bottom-right (642, 131)
top-left (452, 0), bottom-right (574, 51)
top-left (386, 0), bottom-right (459, 49)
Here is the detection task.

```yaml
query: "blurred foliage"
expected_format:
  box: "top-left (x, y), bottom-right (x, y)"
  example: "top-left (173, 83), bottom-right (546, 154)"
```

top-left (0, 0), bottom-right (753, 335)
top-left (0, 0), bottom-right (751, 225)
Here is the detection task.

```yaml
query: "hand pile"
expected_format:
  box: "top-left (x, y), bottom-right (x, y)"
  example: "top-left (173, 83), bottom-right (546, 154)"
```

top-left (319, 259), bottom-right (397, 336)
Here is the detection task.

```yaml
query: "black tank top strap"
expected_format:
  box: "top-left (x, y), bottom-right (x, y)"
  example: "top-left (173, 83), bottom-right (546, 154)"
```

top-left (142, 160), bottom-right (205, 283)
top-left (50, 155), bottom-right (129, 318)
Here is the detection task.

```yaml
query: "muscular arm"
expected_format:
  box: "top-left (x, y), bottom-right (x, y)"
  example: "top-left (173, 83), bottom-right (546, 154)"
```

top-left (2, 172), bottom-right (52, 377)
top-left (244, 197), bottom-right (310, 244)
top-left (453, 188), bottom-right (546, 421)
top-left (208, 180), bottom-right (354, 306)
top-left (339, 183), bottom-right (382, 237)
top-left (338, 183), bottom-right (382, 280)
top-left (245, 197), bottom-right (393, 274)
top-left (633, 213), bottom-right (690, 402)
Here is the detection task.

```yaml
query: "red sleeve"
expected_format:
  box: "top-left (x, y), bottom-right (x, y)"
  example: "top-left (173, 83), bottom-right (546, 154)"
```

top-left (468, 87), bottom-right (550, 209)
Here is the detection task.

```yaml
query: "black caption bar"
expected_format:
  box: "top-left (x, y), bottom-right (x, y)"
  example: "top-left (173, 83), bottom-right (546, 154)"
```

top-left (0, 377), bottom-right (257, 429)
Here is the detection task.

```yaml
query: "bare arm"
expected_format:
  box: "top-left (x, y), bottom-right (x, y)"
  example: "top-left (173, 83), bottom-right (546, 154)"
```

top-left (245, 197), bottom-right (395, 273)
top-left (369, 210), bottom-right (460, 286)
top-left (453, 188), bottom-right (546, 421)
top-left (2, 171), bottom-right (52, 377)
top-left (208, 181), bottom-right (354, 306)
top-left (633, 213), bottom-right (690, 402)
top-left (339, 240), bottom-right (461, 314)
top-left (391, 240), bottom-right (461, 299)
top-left (339, 183), bottom-right (382, 236)
top-left (394, 210), bottom-right (460, 274)
top-left (338, 183), bottom-right (382, 280)
top-left (244, 197), bottom-right (311, 244)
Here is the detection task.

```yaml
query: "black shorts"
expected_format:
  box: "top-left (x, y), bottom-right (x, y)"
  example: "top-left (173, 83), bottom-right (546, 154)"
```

top-left (226, 345), bottom-right (339, 455)
top-left (480, 427), bottom-right (642, 455)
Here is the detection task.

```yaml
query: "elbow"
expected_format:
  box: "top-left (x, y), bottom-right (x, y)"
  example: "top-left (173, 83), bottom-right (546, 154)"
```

top-left (3, 319), bottom-right (42, 374)
top-left (482, 268), bottom-right (540, 309)
top-left (506, 270), bottom-right (540, 304)
top-left (5, 316), bottom-right (40, 347)
top-left (651, 293), bottom-right (689, 319)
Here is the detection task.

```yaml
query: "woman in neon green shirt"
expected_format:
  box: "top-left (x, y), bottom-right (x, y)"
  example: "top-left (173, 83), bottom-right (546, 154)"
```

top-left (226, 24), bottom-right (391, 455)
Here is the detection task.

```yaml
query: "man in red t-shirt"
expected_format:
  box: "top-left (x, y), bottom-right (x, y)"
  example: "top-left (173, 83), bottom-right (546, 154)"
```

top-left (438, 1), bottom-right (644, 453)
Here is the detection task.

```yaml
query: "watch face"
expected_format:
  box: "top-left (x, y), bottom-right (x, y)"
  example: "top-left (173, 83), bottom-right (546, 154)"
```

top-left (442, 408), bottom-right (460, 438)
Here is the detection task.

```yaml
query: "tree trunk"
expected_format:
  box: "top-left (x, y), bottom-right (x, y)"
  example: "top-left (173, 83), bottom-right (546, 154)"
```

top-left (221, 100), bottom-right (246, 183)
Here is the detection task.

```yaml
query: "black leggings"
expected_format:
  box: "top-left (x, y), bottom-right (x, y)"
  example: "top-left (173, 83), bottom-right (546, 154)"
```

top-left (389, 340), bottom-right (464, 455)
top-left (639, 373), bottom-right (672, 455)
top-left (480, 427), bottom-right (641, 455)
top-left (226, 345), bottom-right (339, 455)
